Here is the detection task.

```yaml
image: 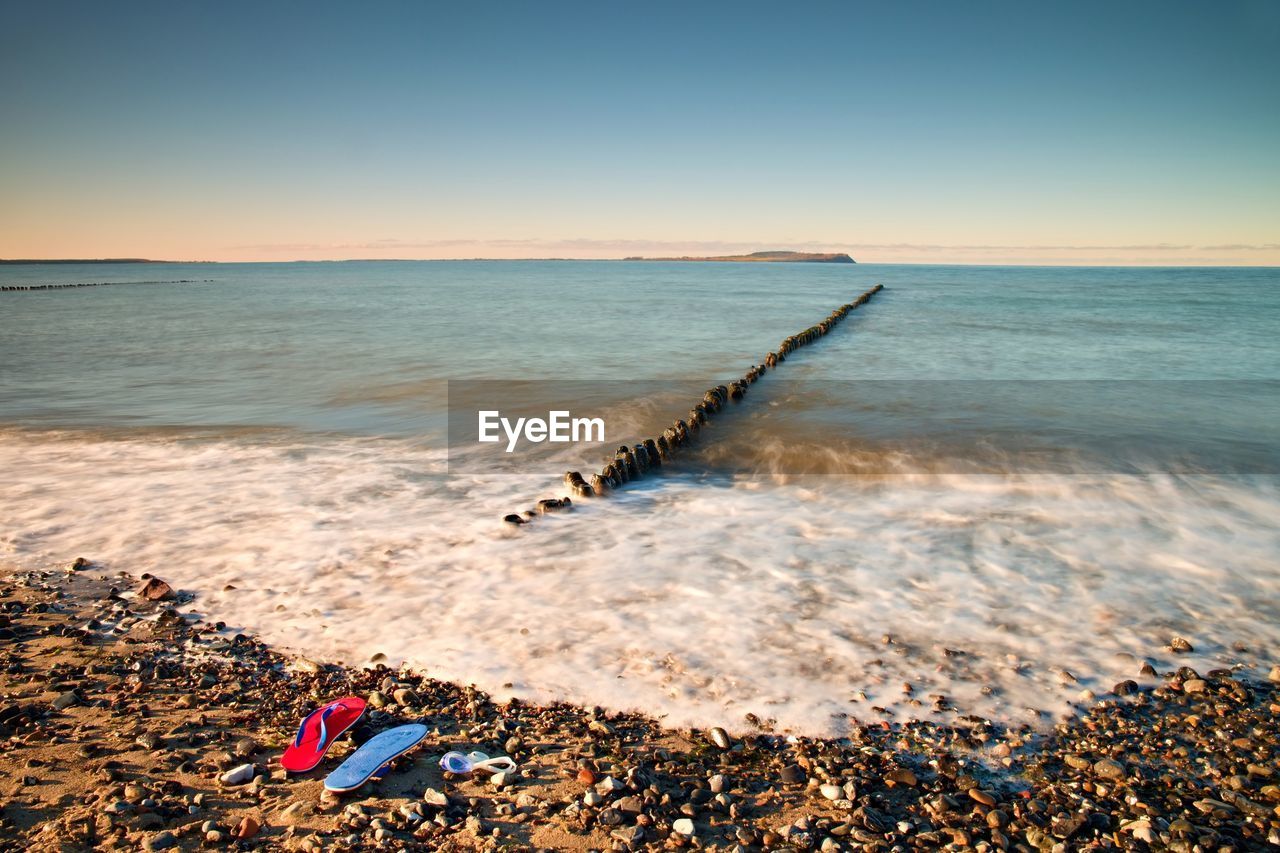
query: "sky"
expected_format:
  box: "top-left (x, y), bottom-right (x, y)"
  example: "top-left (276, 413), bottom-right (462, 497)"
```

top-left (1, 1), bottom-right (1278, 265)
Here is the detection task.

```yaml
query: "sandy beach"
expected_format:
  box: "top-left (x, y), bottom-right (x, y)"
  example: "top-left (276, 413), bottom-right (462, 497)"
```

top-left (0, 560), bottom-right (1274, 852)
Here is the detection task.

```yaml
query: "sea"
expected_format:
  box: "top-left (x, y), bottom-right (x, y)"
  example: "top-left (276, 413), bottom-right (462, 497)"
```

top-left (2, 260), bottom-right (1277, 734)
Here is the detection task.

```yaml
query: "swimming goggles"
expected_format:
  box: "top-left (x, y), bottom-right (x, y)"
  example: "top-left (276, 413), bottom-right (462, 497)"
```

top-left (439, 750), bottom-right (517, 775)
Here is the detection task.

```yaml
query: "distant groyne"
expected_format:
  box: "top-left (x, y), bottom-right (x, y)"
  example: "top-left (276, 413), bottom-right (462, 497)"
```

top-left (504, 283), bottom-right (886, 525)
top-left (1, 279), bottom-right (213, 292)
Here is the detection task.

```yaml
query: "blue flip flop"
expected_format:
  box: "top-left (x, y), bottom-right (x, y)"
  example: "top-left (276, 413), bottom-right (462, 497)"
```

top-left (323, 723), bottom-right (428, 792)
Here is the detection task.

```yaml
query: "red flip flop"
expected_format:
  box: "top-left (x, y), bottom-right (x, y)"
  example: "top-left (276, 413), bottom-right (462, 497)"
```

top-left (281, 696), bottom-right (367, 773)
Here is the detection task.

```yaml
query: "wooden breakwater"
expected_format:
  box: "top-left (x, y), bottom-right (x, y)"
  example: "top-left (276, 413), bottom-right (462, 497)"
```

top-left (1, 279), bottom-right (213, 292)
top-left (503, 283), bottom-right (885, 525)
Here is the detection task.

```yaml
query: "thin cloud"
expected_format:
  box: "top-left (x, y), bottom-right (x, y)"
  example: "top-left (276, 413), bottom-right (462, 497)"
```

top-left (1198, 243), bottom-right (1280, 251)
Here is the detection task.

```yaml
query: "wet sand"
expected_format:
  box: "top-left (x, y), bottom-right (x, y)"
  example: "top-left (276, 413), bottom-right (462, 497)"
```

top-left (0, 563), bottom-right (1276, 851)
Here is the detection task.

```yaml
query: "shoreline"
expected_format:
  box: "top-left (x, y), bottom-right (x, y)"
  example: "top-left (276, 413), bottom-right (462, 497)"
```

top-left (0, 564), bottom-right (1275, 850)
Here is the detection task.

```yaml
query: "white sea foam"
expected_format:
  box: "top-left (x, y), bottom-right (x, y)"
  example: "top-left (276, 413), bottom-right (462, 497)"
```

top-left (2, 430), bottom-right (1277, 735)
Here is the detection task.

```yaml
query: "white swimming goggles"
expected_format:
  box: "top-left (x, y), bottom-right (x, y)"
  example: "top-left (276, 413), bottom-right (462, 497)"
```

top-left (439, 750), bottom-right (517, 775)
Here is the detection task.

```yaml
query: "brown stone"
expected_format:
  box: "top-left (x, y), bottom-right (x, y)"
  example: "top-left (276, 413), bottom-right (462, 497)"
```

top-left (139, 578), bottom-right (174, 601)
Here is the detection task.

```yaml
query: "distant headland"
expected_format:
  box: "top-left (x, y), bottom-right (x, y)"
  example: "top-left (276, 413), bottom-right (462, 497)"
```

top-left (622, 250), bottom-right (856, 264)
top-left (0, 258), bottom-right (197, 265)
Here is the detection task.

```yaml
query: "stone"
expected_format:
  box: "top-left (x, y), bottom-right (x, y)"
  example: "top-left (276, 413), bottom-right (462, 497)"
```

top-left (708, 774), bottom-right (727, 793)
top-left (392, 688), bottom-right (419, 706)
top-left (367, 691), bottom-right (389, 708)
top-left (612, 825), bottom-right (647, 846)
top-left (220, 763), bottom-right (256, 785)
top-left (234, 816), bottom-right (261, 839)
top-left (422, 788), bottom-right (449, 808)
top-left (673, 818), bottom-right (696, 836)
top-left (969, 788), bottom-right (996, 806)
top-left (279, 801), bottom-right (314, 825)
top-left (232, 736), bottom-right (258, 758)
top-left (51, 691), bottom-right (80, 710)
top-left (885, 768), bottom-right (917, 787)
top-left (596, 775), bottom-right (625, 795)
top-left (819, 784), bottom-right (843, 801)
top-left (708, 727), bottom-right (732, 749)
top-left (1169, 636), bottom-right (1194, 653)
top-left (139, 578), bottom-right (174, 601)
top-left (1093, 758), bottom-right (1125, 780)
top-left (144, 831), bottom-right (177, 851)
top-left (614, 795), bottom-right (643, 814)
top-left (780, 764), bottom-right (805, 784)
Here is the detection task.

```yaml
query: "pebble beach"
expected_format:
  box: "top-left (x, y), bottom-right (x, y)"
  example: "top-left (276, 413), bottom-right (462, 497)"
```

top-left (1, 562), bottom-right (1276, 852)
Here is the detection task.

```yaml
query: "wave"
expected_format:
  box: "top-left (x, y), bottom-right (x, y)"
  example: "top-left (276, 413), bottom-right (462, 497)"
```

top-left (2, 429), bottom-right (1277, 734)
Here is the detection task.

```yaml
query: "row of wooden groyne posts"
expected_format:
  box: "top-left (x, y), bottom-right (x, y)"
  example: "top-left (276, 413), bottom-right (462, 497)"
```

top-left (0, 280), bottom-right (212, 291)
top-left (502, 283), bottom-right (885, 526)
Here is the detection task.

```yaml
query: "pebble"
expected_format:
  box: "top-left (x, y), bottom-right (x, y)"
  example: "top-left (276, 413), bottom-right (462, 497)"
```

top-left (139, 577), bottom-right (174, 601)
top-left (143, 831), bottom-right (177, 851)
top-left (708, 773), bottom-right (727, 793)
top-left (969, 788), bottom-right (996, 806)
top-left (1093, 758), bottom-right (1126, 780)
top-left (885, 768), bottom-right (918, 787)
top-left (1169, 636), bottom-right (1194, 653)
top-left (596, 775), bottom-right (625, 795)
top-left (780, 764), bottom-right (806, 784)
top-left (708, 727), bottom-right (732, 749)
top-left (673, 817), bottom-right (696, 836)
top-left (51, 691), bottom-right (80, 710)
top-left (279, 801), bottom-right (314, 824)
top-left (220, 763), bottom-right (255, 785)
top-left (233, 815), bottom-right (261, 839)
top-left (612, 825), bottom-right (647, 845)
top-left (819, 784), bottom-right (843, 801)
top-left (422, 788), bottom-right (449, 808)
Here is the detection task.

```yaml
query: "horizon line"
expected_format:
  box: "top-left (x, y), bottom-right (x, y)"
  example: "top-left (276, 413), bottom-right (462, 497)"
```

top-left (3, 257), bottom-right (1280, 269)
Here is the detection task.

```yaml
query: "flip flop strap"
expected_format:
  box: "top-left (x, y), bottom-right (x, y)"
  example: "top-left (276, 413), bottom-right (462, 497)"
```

top-left (294, 702), bottom-right (346, 750)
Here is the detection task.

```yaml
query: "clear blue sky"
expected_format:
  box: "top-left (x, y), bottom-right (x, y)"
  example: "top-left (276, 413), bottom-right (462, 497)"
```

top-left (2, 0), bottom-right (1277, 263)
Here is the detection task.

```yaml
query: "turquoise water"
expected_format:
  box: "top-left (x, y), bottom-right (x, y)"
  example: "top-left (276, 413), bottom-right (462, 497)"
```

top-left (3, 261), bottom-right (1277, 433)
top-left (2, 261), bottom-right (1278, 733)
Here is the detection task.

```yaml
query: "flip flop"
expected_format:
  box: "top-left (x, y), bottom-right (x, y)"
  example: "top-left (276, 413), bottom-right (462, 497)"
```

top-left (323, 723), bottom-right (428, 792)
top-left (280, 696), bottom-right (367, 774)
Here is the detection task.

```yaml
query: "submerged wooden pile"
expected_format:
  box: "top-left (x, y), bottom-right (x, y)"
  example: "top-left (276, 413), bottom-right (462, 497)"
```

top-left (0, 279), bottom-right (212, 292)
top-left (502, 283), bottom-right (884, 526)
